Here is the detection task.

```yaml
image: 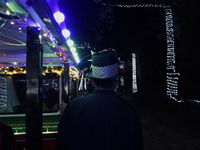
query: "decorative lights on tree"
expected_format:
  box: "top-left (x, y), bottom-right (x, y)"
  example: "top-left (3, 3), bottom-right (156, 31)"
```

top-left (165, 9), bottom-right (181, 102)
top-left (92, 0), bottom-right (200, 103)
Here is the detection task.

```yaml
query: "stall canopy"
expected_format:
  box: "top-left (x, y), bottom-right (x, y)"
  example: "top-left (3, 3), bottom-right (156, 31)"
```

top-left (0, 0), bottom-right (80, 69)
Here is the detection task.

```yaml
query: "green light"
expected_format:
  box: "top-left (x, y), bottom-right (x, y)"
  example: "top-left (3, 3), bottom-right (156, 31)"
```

top-left (70, 47), bottom-right (76, 53)
top-left (75, 57), bottom-right (80, 63)
top-left (73, 52), bottom-right (78, 57)
top-left (67, 39), bottom-right (74, 47)
top-left (73, 52), bottom-right (80, 63)
top-left (39, 35), bottom-right (42, 42)
top-left (67, 40), bottom-right (80, 63)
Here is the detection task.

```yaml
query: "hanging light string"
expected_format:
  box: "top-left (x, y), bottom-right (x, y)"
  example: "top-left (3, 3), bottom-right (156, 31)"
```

top-left (164, 9), bottom-right (182, 103)
top-left (94, 0), bottom-right (168, 9)
top-left (91, 1), bottom-right (200, 103)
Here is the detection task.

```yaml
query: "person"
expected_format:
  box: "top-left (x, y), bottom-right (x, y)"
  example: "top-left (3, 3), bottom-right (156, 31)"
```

top-left (56, 51), bottom-right (143, 150)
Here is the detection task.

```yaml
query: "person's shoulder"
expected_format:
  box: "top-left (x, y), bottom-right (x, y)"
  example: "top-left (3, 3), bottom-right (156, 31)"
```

top-left (69, 92), bottom-right (94, 104)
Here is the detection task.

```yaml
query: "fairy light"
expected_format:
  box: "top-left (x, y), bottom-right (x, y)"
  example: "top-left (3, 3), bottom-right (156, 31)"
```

top-left (6, 10), bottom-right (10, 15)
top-left (94, 1), bottom-right (167, 8)
top-left (75, 42), bottom-right (92, 49)
top-left (132, 53), bottom-right (137, 93)
top-left (66, 39), bottom-right (80, 63)
top-left (165, 9), bottom-right (181, 102)
top-left (62, 29), bottom-right (70, 38)
top-left (66, 40), bottom-right (73, 46)
top-left (92, 1), bottom-right (200, 103)
top-left (0, 67), bottom-right (71, 76)
top-left (43, 32), bottom-right (48, 37)
top-left (53, 11), bottom-right (65, 24)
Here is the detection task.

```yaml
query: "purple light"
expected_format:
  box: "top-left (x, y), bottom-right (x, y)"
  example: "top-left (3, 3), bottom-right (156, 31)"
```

top-left (53, 11), bottom-right (65, 24)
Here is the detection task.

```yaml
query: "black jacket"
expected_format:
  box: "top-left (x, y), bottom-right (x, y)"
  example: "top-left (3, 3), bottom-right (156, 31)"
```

top-left (56, 89), bottom-right (143, 150)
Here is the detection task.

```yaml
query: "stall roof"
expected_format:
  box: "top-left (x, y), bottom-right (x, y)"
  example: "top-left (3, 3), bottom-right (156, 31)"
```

top-left (0, 0), bottom-right (79, 69)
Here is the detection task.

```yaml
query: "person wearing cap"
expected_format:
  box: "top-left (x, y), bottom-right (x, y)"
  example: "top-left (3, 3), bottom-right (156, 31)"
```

top-left (56, 51), bottom-right (143, 150)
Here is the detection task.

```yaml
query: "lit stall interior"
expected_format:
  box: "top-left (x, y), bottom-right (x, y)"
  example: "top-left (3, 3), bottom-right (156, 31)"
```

top-left (0, 0), bottom-right (80, 141)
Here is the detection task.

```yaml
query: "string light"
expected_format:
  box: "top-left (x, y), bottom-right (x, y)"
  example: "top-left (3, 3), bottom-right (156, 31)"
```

top-left (53, 11), bottom-right (65, 24)
top-left (75, 42), bottom-right (92, 49)
top-left (62, 29), bottom-right (70, 38)
top-left (66, 39), bottom-right (80, 63)
top-left (165, 9), bottom-right (181, 102)
top-left (43, 32), bottom-right (48, 37)
top-left (94, 1), bottom-right (167, 8)
top-left (6, 10), bottom-right (10, 15)
top-left (94, 0), bottom-right (181, 102)
top-left (132, 53), bottom-right (137, 93)
top-left (92, 1), bottom-right (200, 103)
top-left (0, 67), bottom-right (79, 77)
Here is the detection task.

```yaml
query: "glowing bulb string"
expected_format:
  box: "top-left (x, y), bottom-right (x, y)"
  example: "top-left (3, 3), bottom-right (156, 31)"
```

top-left (91, 1), bottom-right (200, 103)
top-left (165, 9), bottom-right (182, 103)
top-left (94, 1), bottom-right (168, 9)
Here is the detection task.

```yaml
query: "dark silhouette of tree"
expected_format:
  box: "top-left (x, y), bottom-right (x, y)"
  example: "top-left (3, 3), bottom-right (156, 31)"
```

top-left (59, 0), bottom-right (200, 100)
top-left (172, 0), bottom-right (200, 100)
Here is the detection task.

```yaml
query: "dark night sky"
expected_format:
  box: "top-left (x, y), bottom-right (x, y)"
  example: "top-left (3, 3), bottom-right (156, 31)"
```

top-left (58, 0), bottom-right (169, 64)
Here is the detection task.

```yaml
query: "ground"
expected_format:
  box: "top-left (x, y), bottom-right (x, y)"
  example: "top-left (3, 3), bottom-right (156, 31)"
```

top-left (123, 94), bottom-right (200, 150)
